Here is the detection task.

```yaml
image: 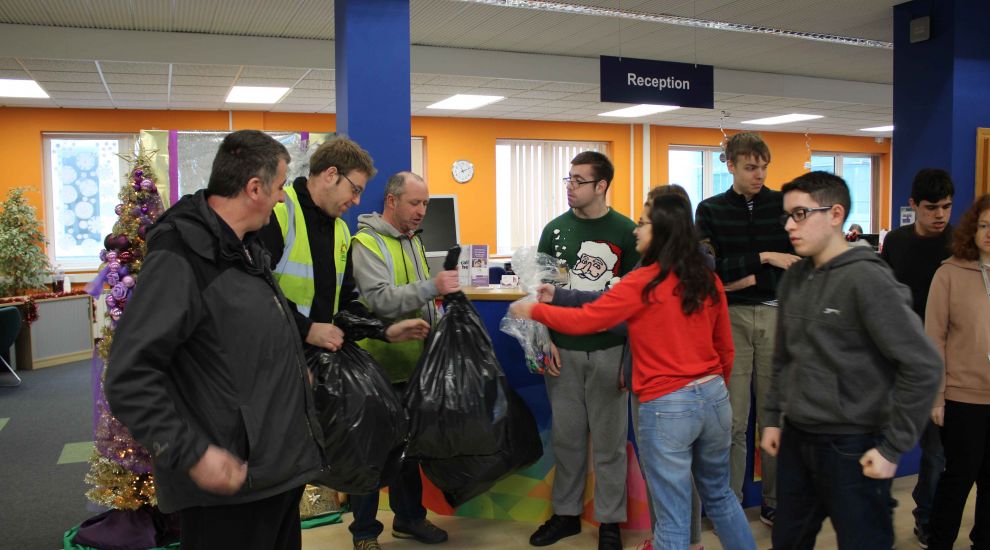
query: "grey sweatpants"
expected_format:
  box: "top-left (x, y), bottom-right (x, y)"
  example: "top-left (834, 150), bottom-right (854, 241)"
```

top-left (545, 345), bottom-right (628, 523)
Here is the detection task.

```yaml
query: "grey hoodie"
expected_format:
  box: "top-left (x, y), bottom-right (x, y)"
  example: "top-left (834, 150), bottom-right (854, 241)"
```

top-left (764, 246), bottom-right (942, 463)
top-left (350, 212), bottom-right (439, 324)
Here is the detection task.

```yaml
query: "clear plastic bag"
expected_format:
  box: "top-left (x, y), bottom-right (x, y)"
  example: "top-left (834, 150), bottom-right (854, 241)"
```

top-left (499, 247), bottom-right (561, 374)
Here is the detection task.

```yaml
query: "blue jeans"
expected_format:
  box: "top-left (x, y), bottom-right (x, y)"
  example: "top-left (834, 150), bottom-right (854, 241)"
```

top-left (638, 377), bottom-right (755, 550)
top-left (348, 456), bottom-right (426, 541)
top-left (773, 424), bottom-right (893, 550)
top-left (912, 420), bottom-right (945, 529)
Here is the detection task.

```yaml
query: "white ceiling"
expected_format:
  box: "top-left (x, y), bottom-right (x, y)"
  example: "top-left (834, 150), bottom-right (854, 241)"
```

top-left (0, 0), bottom-right (899, 136)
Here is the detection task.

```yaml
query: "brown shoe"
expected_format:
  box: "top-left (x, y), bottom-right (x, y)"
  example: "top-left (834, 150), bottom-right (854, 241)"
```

top-left (354, 538), bottom-right (382, 550)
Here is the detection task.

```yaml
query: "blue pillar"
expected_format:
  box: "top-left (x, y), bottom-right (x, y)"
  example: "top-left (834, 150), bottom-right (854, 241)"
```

top-left (335, 0), bottom-right (411, 229)
top-left (893, 0), bottom-right (990, 223)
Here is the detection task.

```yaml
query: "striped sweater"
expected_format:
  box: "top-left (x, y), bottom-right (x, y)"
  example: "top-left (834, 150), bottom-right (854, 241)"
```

top-left (695, 186), bottom-right (794, 305)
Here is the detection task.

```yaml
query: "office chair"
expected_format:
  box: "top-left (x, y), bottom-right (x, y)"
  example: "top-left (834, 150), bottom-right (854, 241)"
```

top-left (0, 306), bottom-right (22, 387)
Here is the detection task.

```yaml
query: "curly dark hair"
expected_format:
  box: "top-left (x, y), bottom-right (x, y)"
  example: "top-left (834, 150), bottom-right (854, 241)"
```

top-left (950, 194), bottom-right (990, 261)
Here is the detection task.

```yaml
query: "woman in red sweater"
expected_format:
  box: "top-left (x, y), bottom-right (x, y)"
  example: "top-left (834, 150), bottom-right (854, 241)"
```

top-left (510, 194), bottom-right (754, 550)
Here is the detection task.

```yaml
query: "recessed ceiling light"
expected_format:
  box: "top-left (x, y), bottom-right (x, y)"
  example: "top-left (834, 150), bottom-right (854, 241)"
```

top-left (860, 125), bottom-right (894, 132)
top-left (0, 79), bottom-right (49, 98)
top-left (225, 86), bottom-right (290, 104)
top-left (598, 104), bottom-right (680, 118)
top-left (427, 94), bottom-right (504, 110)
top-left (742, 113), bottom-right (823, 125)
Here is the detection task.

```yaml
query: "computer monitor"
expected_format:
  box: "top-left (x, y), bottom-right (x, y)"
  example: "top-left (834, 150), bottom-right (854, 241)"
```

top-left (419, 195), bottom-right (460, 258)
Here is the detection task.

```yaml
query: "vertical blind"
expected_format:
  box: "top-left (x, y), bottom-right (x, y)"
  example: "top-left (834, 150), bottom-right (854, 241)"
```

top-left (495, 139), bottom-right (609, 255)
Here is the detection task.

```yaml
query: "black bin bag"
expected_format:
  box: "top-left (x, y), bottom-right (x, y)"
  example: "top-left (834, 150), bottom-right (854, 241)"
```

top-left (404, 290), bottom-right (508, 459)
top-left (310, 311), bottom-right (408, 494)
top-left (421, 386), bottom-right (543, 508)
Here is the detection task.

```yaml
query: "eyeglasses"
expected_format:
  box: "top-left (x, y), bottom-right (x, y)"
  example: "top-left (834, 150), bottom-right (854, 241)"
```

top-left (779, 206), bottom-right (834, 225)
top-left (338, 171), bottom-right (363, 197)
top-left (562, 176), bottom-right (600, 188)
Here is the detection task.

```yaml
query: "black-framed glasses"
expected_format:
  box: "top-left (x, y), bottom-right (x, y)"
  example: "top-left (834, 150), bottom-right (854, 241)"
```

top-left (338, 171), bottom-right (363, 197)
top-left (779, 206), bottom-right (834, 225)
top-left (562, 176), bottom-right (600, 188)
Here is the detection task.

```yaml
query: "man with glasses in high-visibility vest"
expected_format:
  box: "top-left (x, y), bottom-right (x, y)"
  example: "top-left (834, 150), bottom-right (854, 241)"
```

top-left (258, 137), bottom-right (429, 354)
top-left (349, 171), bottom-right (460, 550)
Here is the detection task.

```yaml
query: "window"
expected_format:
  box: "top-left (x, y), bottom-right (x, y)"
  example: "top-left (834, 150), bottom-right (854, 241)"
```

top-left (495, 139), bottom-right (609, 256)
top-left (810, 153), bottom-right (878, 232)
top-left (43, 134), bottom-right (138, 270)
top-left (667, 146), bottom-right (732, 210)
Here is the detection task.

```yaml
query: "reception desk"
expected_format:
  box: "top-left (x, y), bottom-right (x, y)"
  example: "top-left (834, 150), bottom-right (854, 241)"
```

top-left (3, 293), bottom-right (94, 371)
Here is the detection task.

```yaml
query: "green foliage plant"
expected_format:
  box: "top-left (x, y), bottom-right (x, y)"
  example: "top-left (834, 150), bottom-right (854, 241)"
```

top-left (0, 187), bottom-right (52, 296)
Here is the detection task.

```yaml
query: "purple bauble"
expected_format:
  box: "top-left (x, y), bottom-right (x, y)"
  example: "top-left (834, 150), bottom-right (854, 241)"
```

top-left (138, 225), bottom-right (148, 239)
top-left (119, 251), bottom-right (133, 264)
top-left (118, 265), bottom-right (129, 276)
top-left (111, 283), bottom-right (127, 301)
top-left (106, 251), bottom-right (118, 263)
top-left (133, 169), bottom-right (143, 179)
top-left (140, 179), bottom-right (154, 191)
top-left (131, 207), bottom-right (142, 216)
top-left (99, 249), bottom-right (108, 262)
top-left (105, 295), bottom-right (117, 308)
top-left (116, 235), bottom-right (130, 250)
top-left (106, 271), bottom-right (120, 286)
top-left (108, 261), bottom-right (121, 273)
top-left (122, 275), bottom-right (135, 288)
top-left (114, 204), bottom-right (124, 215)
top-left (109, 307), bottom-right (123, 321)
top-left (139, 215), bottom-right (151, 226)
top-left (140, 204), bottom-right (149, 214)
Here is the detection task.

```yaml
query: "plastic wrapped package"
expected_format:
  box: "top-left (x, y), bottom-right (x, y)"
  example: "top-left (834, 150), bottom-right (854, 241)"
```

top-left (499, 247), bottom-right (562, 374)
top-left (309, 312), bottom-right (407, 494)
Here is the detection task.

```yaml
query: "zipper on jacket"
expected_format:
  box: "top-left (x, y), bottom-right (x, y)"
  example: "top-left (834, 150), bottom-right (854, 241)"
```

top-left (272, 293), bottom-right (329, 470)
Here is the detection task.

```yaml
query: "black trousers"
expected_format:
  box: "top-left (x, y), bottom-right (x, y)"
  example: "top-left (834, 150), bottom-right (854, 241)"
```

top-left (179, 485), bottom-right (306, 550)
top-left (929, 400), bottom-right (990, 550)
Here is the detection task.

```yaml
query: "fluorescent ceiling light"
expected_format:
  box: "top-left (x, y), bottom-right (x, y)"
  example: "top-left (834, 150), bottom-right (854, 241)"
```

top-left (598, 104), bottom-right (680, 118)
top-left (860, 125), bottom-right (894, 132)
top-left (742, 113), bottom-right (823, 125)
top-left (427, 94), bottom-right (504, 110)
top-left (225, 86), bottom-right (290, 104)
top-left (0, 79), bottom-right (49, 98)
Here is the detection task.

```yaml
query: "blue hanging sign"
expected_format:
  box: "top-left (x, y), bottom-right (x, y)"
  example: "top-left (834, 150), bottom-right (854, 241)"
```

top-left (600, 55), bottom-right (714, 109)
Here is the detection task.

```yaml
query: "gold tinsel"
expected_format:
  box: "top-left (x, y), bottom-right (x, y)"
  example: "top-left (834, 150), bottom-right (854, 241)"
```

top-left (84, 450), bottom-right (157, 510)
top-left (299, 485), bottom-right (341, 519)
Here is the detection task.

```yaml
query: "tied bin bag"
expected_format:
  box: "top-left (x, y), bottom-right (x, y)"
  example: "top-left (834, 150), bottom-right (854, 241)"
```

top-left (310, 311), bottom-right (408, 495)
top-left (404, 246), bottom-right (543, 507)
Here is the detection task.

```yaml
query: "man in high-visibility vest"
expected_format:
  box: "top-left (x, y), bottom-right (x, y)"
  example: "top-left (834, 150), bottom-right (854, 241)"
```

top-left (349, 171), bottom-right (460, 550)
top-left (258, 137), bottom-right (430, 355)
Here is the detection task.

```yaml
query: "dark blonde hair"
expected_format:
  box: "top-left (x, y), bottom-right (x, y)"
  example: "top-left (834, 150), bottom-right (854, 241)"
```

top-left (951, 194), bottom-right (990, 261)
top-left (309, 136), bottom-right (377, 179)
top-left (725, 132), bottom-right (771, 165)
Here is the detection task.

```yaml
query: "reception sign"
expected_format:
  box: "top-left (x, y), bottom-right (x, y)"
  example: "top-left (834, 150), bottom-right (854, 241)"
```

top-left (600, 55), bottom-right (714, 109)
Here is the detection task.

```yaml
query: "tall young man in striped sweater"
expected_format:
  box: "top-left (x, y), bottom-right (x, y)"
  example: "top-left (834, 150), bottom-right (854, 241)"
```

top-left (694, 132), bottom-right (799, 525)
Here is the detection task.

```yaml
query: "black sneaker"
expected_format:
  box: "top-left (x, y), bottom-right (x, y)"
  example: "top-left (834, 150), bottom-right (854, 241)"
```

top-left (914, 524), bottom-right (930, 549)
top-left (598, 523), bottom-right (622, 550)
top-left (530, 514), bottom-right (581, 546)
top-left (392, 518), bottom-right (448, 544)
top-left (760, 504), bottom-right (776, 527)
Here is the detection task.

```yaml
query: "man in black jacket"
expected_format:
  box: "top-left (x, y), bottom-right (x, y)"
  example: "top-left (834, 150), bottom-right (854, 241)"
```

top-left (106, 130), bottom-right (323, 550)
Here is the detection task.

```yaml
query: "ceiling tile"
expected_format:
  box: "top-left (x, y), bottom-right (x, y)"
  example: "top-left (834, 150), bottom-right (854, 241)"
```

top-left (172, 75), bottom-right (236, 86)
top-left (20, 59), bottom-right (97, 72)
top-left (100, 61), bottom-right (170, 75)
top-left (172, 64), bottom-right (241, 77)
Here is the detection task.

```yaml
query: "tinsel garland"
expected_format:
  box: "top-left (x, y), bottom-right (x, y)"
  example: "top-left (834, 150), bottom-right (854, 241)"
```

top-left (84, 450), bottom-right (157, 510)
top-left (0, 290), bottom-right (89, 325)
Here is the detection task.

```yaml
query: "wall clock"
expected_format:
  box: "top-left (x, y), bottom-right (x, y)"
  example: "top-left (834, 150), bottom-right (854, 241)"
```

top-left (452, 159), bottom-right (474, 183)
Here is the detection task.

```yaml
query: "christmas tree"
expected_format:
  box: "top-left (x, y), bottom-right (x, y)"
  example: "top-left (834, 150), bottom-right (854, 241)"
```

top-left (84, 147), bottom-right (165, 510)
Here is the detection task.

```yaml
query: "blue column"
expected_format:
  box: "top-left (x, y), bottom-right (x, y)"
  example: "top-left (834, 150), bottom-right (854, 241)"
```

top-left (893, 0), bottom-right (990, 222)
top-left (335, 0), bottom-right (411, 229)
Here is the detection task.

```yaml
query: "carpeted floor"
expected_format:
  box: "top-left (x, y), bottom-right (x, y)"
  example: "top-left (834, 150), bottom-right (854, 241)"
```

top-left (0, 359), bottom-right (99, 549)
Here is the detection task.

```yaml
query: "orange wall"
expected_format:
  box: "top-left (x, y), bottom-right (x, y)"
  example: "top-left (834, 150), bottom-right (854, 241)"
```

top-left (0, 107), bottom-right (892, 253)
